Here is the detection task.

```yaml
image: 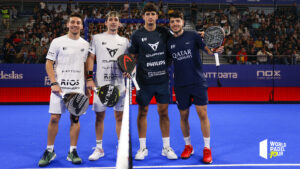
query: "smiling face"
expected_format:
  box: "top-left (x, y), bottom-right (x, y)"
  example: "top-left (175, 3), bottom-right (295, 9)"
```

top-left (67, 16), bottom-right (83, 36)
top-left (169, 17), bottom-right (184, 35)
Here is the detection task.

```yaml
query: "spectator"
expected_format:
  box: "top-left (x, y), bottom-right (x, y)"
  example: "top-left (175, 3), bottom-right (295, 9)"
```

top-left (191, 2), bottom-right (198, 24)
top-left (11, 6), bottom-right (18, 20)
top-left (1, 6), bottom-right (10, 29)
top-left (236, 47), bottom-right (248, 64)
top-left (254, 36), bottom-right (263, 49)
top-left (247, 47), bottom-right (258, 64)
top-left (257, 47), bottom-right (272, 64)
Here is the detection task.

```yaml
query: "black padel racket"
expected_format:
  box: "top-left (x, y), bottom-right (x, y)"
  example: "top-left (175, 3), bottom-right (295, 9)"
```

top-left (62, 92), bottom-right (89, 116)
top-left (203, 26), bottom-right (225, 87)
top-left (117, 54), bottom-right (140, 91)
top-left (94, 85), bottom-right (120, 107)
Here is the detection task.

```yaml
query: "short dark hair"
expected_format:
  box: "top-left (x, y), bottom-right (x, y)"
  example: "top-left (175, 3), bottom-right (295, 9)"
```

top-left (67, 13), bottom-right (83, 25)
top-left (169, 10), bottom-right (184, 20)
top-left (142, 2), bottom-right (158, 15)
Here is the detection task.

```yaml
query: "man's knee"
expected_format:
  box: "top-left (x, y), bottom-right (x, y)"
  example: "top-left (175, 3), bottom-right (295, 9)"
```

top-left (96, 112), bottom-right (105, 122)
top-left (50, 115), bottom-right (61, 124)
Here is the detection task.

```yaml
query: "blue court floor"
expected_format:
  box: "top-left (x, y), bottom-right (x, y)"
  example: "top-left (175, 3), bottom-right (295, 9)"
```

top-left (0, 104), bottom-right (299, 169)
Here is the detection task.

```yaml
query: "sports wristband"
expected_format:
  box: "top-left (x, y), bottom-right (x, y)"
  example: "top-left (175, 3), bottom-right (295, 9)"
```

top-left (51, 82), bottom-right (59, 86)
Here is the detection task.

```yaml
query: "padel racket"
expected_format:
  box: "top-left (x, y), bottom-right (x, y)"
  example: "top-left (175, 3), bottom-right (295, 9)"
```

top-left (93, 85), bottom-right (120, 107)
top-left (62, 92), bottom-right (89, 116)
top-left (203, 26), bottom-right (225, 87)
top-left (117, 54), bottom-right (140, 91)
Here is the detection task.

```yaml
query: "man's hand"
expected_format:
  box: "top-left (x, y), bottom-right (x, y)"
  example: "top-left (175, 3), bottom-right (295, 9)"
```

top-left (86, 80), bottom-right (96, 98)
top-left (123, 72), bottom-right (131, 78)
top-left (51, 84), bottom-right (62, 95)
top-left (215, 46), bottom-right (224, 54)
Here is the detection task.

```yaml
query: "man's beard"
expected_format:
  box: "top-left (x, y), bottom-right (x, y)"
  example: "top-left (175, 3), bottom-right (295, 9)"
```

top-left (148, 23), bottom-right (154, 27)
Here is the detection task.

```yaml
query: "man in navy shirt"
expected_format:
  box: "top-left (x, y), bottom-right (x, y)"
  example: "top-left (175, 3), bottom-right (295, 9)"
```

top-left (128, 3), bottom-right (177, 160)
top-left (167, 11), bottom-right (223, 163)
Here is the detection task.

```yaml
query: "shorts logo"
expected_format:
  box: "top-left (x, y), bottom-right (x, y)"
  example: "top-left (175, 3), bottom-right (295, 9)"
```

top-left (259, 139), bottom-right (287, 159)
top-left (148, 42), bottom-right (159, 51)
top-left (106, 48), bottom-right (118, 58)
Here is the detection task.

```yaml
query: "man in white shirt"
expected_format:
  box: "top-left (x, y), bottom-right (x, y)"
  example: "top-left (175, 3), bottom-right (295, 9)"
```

top-left (86, 11), bottom-right (130, 161)
top-left (38, 13), bottom-right (89, 167)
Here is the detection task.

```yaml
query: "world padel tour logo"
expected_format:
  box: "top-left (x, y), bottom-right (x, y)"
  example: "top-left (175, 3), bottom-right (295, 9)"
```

top-left (259, 139), bottom-right (286, 159)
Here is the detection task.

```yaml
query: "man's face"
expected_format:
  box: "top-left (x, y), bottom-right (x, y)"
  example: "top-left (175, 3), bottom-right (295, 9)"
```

top-left (169, 17), bottom-right (184, 34)
top-left (67, 17), bottom-right (83, 35)
top-left (105, 16), bottom-right (120, 32)
top-left (143, 11), bottom-right (158, 26)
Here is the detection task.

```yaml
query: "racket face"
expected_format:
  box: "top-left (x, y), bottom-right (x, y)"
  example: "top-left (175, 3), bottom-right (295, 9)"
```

top-left (97, 84), bottom-right (119, 107)
top-left (63, 93), bottom-right (89, 116)
top-left (203, 26), bottom-right (225, 49)
top-left (117, 54), bottom-right (136, 74)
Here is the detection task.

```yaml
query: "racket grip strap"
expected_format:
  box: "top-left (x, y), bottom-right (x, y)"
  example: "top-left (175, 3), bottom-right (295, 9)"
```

top-left (131, 77), bottom-right (140, 91)
top-left (214, 53), bottom-right (220, 67)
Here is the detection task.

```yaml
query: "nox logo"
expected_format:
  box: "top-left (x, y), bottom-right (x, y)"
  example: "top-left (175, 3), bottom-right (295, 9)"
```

top-left (148, 42), bottom-right (159, 51)
top-left (106, 48), bottom-right (118, 58)
top-left (257, 70), bottom-right (280, 77)
top-left (259, 139), bottom-right (287, 159)
top-left (257, 70), bottom-right (281, 80)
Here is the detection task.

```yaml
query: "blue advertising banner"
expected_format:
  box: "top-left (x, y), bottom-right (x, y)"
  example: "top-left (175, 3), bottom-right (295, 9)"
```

top-left (1, 64), bottom-right (300, 87)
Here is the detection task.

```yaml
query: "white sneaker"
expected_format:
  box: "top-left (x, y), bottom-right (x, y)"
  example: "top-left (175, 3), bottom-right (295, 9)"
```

top-left (88, 147), bottom-right (104, 161)
top-left (134, 148), bottom-right (148, 160)
top-left (162, 147), bottom-right (178, 160)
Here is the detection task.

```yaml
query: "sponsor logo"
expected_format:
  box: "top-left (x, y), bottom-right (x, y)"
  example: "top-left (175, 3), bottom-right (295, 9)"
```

top-left (63, 47), bottom-right (67, 50)
top-left (185, 41), bottom-right (191, 45)
top-left (0, 71), bottom-right (23, 79)
top-left (61, 70), bottom-right (81, 73)
top-left (61, 79), bottom-right (79, 86)
top-left (259, 139), bottom-right (286, 159)
top-left (145, 52), bottom-right (164, 58)
top-left (146, 60), bottom-right (166, 67)
top-left (172, 49), bottom-right (192, 61)
top-left (257, 70), bottom-right (281, 80)
top-left (117, 44), bottom-right (123, 46)
top-left (102, 42), bottom-right (107, 45)
top-left (123, 55), bottom-right (133, 71)
top-left (204, 72), bottom-right (238, 79)
top-left (141, 37), bottom-right (147, 42)
top-left (104, 73), bottom-right (119, 81)
top-left (47, 51), bottom-right (55, 57)
top-left (106, 48), bottom-right (118, 58)
top-left (148, 42), bottom-right (159, 51)
top-left (102, 60), bottom-right (117, 63)
top-left (148, 70), bottom-right (166, 77)
top-left (81, 48), bottom-right (85, 52)
top-left (44, 76), bottom-right (51, 86)
top-left (170, 44), bottom-right (176, 49)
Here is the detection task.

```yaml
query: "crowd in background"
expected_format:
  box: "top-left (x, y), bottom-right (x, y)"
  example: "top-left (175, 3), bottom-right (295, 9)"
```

top-left (0, 1), bottom-right (299, 64)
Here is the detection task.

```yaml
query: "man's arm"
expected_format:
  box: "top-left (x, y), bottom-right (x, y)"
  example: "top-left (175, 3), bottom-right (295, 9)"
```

top-left (45, 59), bottom-right (61, 94)
top-left (85, 53), bottom-right (96, 90)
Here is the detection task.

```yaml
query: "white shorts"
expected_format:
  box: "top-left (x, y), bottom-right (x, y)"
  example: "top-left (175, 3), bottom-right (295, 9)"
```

top-left (48, 92), bottom-right (67, 114)
top-left (92, 85), bottom-right (126, 112)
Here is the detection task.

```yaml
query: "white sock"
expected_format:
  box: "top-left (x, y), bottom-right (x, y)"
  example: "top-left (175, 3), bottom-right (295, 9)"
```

top-left (139, 138), bottom-right (146, 149)
top-left (96, 140), bottom-right (103, 149)
top-left (162, 137), bottom-right (170, 148)
top-left (46, 145), bottom-right (54, 152)
top-left (70, 146), bottom-right (77, 152)
top-left (184, 136), bottom-right (191, 145)
top-left (204, 137), bottom-right (210, 149)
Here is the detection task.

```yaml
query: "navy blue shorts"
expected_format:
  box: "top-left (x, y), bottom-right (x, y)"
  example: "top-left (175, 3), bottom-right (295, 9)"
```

top-left (174, 84), bottom-right (208, 110)
top-left (136, 82), bottom-right (170, 106)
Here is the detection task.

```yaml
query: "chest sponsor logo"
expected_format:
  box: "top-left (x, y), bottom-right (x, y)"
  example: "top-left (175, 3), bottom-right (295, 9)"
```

top-left (106, 48), bottom-right (118, 58)
top-left (148, 42), bottom-right (159, 51)
top-left (102, 42), bottom-right (107, 45)
top-left (62, 47), bottom-right (67, 50)
top-left (141, 37), bottom-right (147, 42)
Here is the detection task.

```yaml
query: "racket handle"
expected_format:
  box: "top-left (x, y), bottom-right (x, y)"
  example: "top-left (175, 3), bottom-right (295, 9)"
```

top-left (131, 76), bottom-right (140, 91)
top-left (214, 53), bottom-right (220, 67)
